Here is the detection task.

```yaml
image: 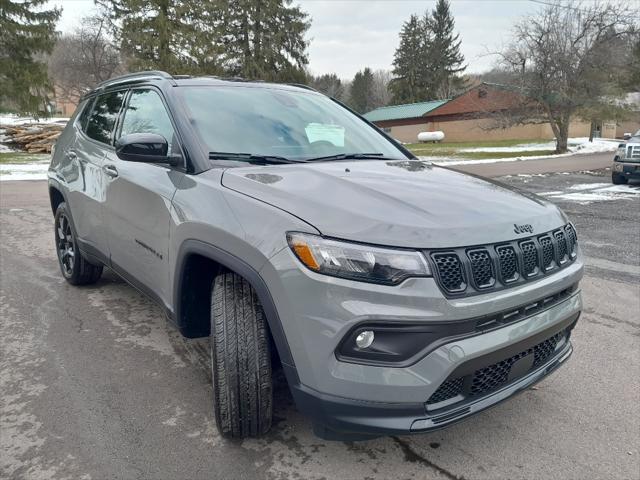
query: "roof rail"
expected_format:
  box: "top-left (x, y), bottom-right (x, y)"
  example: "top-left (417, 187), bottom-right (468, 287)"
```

top-left (94, 70), bottom-right (175, 90)
top-left (201, 75), bottom-right (267, 83)
top-left (287, 83), bottom-right (318, 93)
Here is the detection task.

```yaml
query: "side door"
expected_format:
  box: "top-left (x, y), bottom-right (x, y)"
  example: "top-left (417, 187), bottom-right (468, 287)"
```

top-left (102, 87), bottom-right (184, 306)
top-left (66, 91), bottom-right (126, 258)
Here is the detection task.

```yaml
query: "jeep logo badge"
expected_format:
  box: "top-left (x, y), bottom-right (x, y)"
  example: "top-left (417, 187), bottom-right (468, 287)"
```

top-left (514, 223), bottom-right (534, 234)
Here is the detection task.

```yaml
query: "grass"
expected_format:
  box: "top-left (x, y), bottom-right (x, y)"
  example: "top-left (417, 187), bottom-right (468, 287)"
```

top-left (0, 151), bottom-right (50, 164)
top-left (459, 150), bottom-right (556, 160)
top-left (406, 139), bottom-right (531, 151)
top-left (405, 139), bottom-right (557, 160)
top-left (0, 138), bottom-right (560, 165)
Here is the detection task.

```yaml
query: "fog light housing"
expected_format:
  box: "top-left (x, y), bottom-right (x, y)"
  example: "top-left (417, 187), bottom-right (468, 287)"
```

top-left (336, 321), bottom-right (474, 367)
top-left (355, 330), bottom-right (375, 349)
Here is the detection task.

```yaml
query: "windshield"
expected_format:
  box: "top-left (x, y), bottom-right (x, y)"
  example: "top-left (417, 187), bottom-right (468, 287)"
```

top-left (177, 85), bottom-right (408, 162)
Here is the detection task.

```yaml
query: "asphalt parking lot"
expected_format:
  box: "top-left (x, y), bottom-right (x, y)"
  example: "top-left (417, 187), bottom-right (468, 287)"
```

top-left (1, 167), bottom-right (639, 480)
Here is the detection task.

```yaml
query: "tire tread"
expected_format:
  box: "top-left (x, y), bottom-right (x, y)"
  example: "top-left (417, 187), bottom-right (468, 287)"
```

top-left (211, 271), bottom-right (272, 438)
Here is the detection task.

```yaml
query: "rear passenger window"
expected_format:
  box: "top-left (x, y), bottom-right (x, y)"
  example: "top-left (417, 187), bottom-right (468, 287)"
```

top-left (119, 89), bottom-right (175, 150)
top-left (77, 98), bottom-right (94, 131)
top-left (85, 91), bottom-right (126, 144)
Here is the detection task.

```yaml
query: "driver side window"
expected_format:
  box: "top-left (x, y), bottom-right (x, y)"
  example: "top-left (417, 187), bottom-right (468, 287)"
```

top-left (119, 89), bottom-right (176, 152)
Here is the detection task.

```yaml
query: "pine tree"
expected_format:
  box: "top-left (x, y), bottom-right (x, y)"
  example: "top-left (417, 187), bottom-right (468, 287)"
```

top-left (391, 1), bottom-right (465, 104)
top-left (96, 0), bottom-right (224, 74)
top-left (390, 14), bottom-right (428, 104)
top-left (349, 67), bottom-right (375, 114)
top-left (221, 0), bottom-right (310, 82)
top-left (0, 0), bottom-right (61, 114)
top-left (428, 0), bottom-right (465, 99)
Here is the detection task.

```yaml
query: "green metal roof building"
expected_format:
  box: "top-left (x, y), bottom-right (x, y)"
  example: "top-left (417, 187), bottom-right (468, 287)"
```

top-left (363, 100), bottom-right (449, 123)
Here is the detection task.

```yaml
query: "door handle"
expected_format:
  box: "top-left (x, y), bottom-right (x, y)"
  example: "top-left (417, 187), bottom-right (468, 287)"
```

top-left (103, 164), bottom-right (119, 178)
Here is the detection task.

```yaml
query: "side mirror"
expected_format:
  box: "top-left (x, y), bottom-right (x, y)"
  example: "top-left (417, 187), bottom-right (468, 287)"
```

top-left (115, 133), bottom-right (180, 166)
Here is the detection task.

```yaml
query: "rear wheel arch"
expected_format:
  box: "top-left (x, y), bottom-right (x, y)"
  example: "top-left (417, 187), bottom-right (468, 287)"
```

top-left (174, 239), bottom-right (298, 381)
top-left (49, 186), bottom-right (65, 216)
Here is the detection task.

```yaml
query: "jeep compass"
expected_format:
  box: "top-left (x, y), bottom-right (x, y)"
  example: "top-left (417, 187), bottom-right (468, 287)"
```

top-left (48, 71), bottom-right (583, 440)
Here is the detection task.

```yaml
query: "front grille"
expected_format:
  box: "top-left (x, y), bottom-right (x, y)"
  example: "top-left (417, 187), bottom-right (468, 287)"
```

top-left (428, 224), bottom-right (578, 298)
top-left (628, 145), bottom-right (640, 160)
top-left (533, 331), bottom-right (564, 367)
top-left (426, 329), bottom-right (569, 407)
top-left (539, 235), bottom-right (555, 271)
top-left (554, 230), bottom-right (568, 264)
top-left (470, 332), bottom-right (563, 396)
top-left (496, 245), bottom-right (518, 282)
top-left (426, 377), bottom-right (464, 405)
top-left (467, 249), bottom-right (495, 288)
top-left (432, 253), bottom-right (466, 293)
top-left (564, 224), bottom-right (577, 257)
top-left (470, 353), bottom-right (527, 396)
top-left (520, 240), bottom-right (539, 277)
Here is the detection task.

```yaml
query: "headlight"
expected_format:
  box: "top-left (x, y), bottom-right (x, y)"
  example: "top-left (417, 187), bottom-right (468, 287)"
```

top-left (286, 232), bottom-right (430, 285)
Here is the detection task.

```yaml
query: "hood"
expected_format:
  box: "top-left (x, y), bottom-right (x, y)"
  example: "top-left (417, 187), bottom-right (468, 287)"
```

top-left (219, 160), bottom-right (566, 248)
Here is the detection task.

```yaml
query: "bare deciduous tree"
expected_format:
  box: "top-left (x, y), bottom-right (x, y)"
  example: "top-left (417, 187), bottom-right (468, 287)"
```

top-left (497, 0), bottom-right (638, 153)
top-left (309, 73), bottom-right (346, 100)
top-left (48, 15), bottom-right (124, 105)
top-left (371, 69), bottom-right (392, 110)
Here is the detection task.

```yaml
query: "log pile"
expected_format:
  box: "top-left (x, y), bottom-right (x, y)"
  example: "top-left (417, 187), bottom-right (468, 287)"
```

top-left (0, 122), bottom-right (66, 153)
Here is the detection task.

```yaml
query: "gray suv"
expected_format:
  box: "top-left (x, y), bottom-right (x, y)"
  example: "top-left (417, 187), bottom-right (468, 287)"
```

top-left (48, 71), bottom-right (583, 440)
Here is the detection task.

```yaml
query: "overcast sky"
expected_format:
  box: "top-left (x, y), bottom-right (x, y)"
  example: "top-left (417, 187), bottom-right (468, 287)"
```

top-left (50, 0), bottom-right (543, 78)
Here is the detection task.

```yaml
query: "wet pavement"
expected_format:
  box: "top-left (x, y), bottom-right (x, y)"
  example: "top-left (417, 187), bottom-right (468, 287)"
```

top-left (1, 170), bottom-right (638, 480)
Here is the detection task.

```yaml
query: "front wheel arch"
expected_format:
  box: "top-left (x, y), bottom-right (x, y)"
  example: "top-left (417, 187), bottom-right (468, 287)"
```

top-left (174, 240), bottom-right (298, 382)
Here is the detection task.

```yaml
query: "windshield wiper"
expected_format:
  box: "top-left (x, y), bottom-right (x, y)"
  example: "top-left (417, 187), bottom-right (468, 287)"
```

top-left (208, 152), bottom-right (303, 164)
top-left (303, 153), bottom-right (396, 162)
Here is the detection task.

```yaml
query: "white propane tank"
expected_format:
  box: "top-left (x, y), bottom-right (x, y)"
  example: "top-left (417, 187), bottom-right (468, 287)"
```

top-left (417, 131), bottom-right (445, 143)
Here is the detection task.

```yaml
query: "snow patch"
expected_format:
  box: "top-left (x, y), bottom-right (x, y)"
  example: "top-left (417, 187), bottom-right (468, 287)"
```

top-left (546, 183), bottom-right (640, 204)
top-left (428, 151), bottom-right (576, 166)
top-left (459, 137), bottom-right (619, 154)
top-left (0, 114), bottom-right (69, 126)
top-left (0, 163), bottom-right (49, 181)
top-left (568, 182), bottom-right (611, 190)
top-left (422, 137), bottom-right (619, 166)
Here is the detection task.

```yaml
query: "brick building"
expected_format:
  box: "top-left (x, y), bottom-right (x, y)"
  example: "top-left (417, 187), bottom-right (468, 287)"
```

top-left (364, 83), bottom-right (624, 143)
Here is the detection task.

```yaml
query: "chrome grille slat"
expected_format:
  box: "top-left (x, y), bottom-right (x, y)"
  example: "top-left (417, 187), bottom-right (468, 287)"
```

top-left (429, 224), bottom-right (578, 298)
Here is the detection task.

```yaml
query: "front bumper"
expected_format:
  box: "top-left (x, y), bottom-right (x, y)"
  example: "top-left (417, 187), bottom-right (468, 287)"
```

top-left (262, 245), bottom-right (583, 438)
top-left (291, 312), bottom-right (577, 440)
top-left (613, 161), bottom-right (640, 179)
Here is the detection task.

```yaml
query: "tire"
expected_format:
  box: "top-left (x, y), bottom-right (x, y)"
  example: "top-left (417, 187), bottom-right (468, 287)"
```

top-left (54, 202), bottom-right (103, 285)
top-left (612, 172), bottom-right (627, 185)
top-left (210, 271), bottom-right (273, 438)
